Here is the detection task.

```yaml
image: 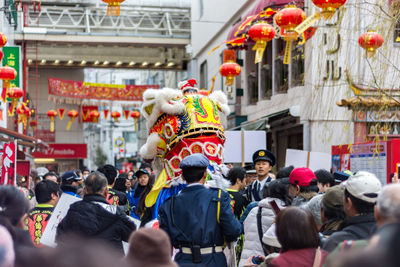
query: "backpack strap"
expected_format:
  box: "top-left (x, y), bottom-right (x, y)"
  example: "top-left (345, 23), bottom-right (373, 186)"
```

top-left (256, 207), bottom-right (268, 255)
top-left (217, 189), bottom-right (222, 224)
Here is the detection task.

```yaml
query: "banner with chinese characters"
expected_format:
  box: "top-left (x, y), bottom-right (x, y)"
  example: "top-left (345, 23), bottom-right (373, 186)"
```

top-left (1, 142), bottom-right (17, 185)
top-left (48, 77), bottom-right (159, 103)
top-left (2, 46), bottom-right (21, 88)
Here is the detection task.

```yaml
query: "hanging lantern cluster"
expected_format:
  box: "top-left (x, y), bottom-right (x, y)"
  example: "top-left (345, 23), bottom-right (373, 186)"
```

top-left (47, 110), bottom-right (58, 132)
top-left (16, 103), bottom-right (31, 130)
top-left (66, 110), bottom-right (79, 131)
top-left (6, 87), bottom-right (23, 116)
top-left (358, 31), bottom-right (384, 57)
top-left (275, 5), bottom-right (306, 65)
top-left (102, 0), bottom-right (125, 16)
top-left (294, 0), bottom-right (347, 36)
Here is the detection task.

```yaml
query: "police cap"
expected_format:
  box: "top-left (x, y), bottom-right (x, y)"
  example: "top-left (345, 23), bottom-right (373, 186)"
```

top-left (252, 149), bottom-right (276, 166)
top-left (179, 153), bottom-right (209, 169)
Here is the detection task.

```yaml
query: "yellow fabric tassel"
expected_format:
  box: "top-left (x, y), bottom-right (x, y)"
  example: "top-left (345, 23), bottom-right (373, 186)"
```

top-left (283, 40), bottom-right (293, 65)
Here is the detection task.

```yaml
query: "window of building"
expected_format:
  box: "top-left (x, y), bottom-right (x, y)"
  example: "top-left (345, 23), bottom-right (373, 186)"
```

top-left (261, 41), bottom-right (273, 99)
top-left (122, 79), bottom-right (136, 85)
top-left (200, 60), bottom-right (208, 89)
top-left (199, 0), bottom-right (204, 18)
top-left (122, 131), bottom-right (137, 143)
top-left (291, 45), bottom-right (305, 87)
top-left (274, 39), bottom-right (289, 94)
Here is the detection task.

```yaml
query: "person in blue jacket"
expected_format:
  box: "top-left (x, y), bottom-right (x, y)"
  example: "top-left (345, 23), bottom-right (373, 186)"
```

top-left (60, 171), bottom-right (82, 198)
top-left (127, 168), bottom-right (150, 219)
top-left (159, 153), bottom-right (242, 267)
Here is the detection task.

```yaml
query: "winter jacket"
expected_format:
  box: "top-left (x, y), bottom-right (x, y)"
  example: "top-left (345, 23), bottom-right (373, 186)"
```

top-left (291, 192), bottom-right (317, 206)
top-left (322, 213), bottom-right (376, 252)
top-left (269, 248), bottom-right (327, 267)
top-left (56, 194), bottom-right (136, 253)
top-left (239, 197), bottom-right (286, 267)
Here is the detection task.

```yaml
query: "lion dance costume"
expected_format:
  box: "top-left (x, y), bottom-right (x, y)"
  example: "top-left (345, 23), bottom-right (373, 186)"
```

top-left (140, 79), bottom-right (230, 220)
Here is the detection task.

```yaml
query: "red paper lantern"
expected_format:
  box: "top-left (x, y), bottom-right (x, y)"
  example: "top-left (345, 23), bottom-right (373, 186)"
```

top-left (102, 0), bottom-right (125, 16)
top-left (47, 109), bottom-right (58, 132)
top-left (275, 5), bottom-right (306, 40)
top-left (219, 62), bottom-right (241, 86)
top-left (130, 110), bottom-right (140, 119)
top-left (29, 120), bottom-right (37, 130)
top-left (111, 111), bottom-right (121, 122)
top-left (16, 103), bottom-right (31, 130)
top-left (7, 87), bottom-right (24, 116)
top-left (0, 50), bottom-right (4, 62)
top-left (0, 33), bottom-right (7, 48)
top-left (312, 0), bottom-right (347, 15)
top-left (131, 110), bottom-right (141, 131)
top-left (0, 66), bottom-right (17, 101)
top-left (248, 22), bottom-right (275, 64)
top-left (90, 110), bottom-right (100, 123)
top-left (66, 110), bottom-right (79, 130)
top-left (275, 5), bottom-right (306, 65)
top-left (358, 31), bottom-right (384, 57)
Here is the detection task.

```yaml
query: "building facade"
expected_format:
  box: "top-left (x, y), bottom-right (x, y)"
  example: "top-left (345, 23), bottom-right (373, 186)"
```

top-left (190, 0), bottom-right (399, 169)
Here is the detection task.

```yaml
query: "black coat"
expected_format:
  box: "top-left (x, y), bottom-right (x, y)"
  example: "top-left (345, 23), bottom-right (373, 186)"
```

top-left (159, 185), bottom-right (242, 267)
top-left (56, 194), bottom-right (136, 253)
top-left (322, 213), bottom-right (376, 252)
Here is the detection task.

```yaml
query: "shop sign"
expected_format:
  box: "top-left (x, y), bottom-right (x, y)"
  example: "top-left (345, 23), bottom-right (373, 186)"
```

top-left (32, 144), bottom-right (87, 159)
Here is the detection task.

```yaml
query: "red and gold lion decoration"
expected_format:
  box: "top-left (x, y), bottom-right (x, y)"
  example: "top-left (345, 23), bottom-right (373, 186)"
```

top-left (140, 79), bottom-right (229, 208)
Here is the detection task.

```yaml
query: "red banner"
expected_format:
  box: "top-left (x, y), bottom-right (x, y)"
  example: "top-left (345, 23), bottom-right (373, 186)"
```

top-left (31, 143), bottom-right (87, 159)
top-left (48, 78), bottom-right (159, 101)
top-left (1, 142), bottom-right (16, 185)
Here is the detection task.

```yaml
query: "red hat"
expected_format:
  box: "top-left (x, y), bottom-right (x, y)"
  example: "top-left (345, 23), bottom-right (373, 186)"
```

top-left (289, 167), bottom-right (316, 187)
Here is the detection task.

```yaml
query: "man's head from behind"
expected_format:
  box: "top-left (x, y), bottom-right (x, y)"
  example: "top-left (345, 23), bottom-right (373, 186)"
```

top-left (375, 183), bottom-right (400, 227)
top-left (342, 171), bottom-right (381, 217)
top-left (84, 172), bottom-right (108, 197)
top-left (43, 172), bottom-right (61, 185)
top-left (35, 180), bottom-right (60, 206)
top-left (289, 167), bottom-right (318, 198)
top-left (315, 169), bottom-right (335, 193)
top-left (180, 154), bottom-right (209, 184)
top-left (97, 165), bottom-right (118, 186)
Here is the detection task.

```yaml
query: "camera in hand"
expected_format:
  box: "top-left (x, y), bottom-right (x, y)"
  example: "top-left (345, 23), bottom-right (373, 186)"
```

top-left (252, 256), bottom-right (264, 265)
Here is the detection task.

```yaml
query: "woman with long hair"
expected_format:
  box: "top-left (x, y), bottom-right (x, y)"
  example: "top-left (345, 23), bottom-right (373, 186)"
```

top-left (239, 179), bottom-right (291, 266)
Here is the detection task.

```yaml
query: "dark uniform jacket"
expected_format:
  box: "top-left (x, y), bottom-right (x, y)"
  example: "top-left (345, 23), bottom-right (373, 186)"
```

top-left (159, 185), bottom-right (242, 267)
top-left (56, 194), bottom-right (136, 254)
top-left (322, 213), bottom-right (376, 252)
top-left (245, 177), bottom-right (272, 202)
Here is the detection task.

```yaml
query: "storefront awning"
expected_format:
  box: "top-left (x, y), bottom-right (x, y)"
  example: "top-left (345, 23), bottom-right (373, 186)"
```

top-left (228, 109), bottom-right (290, 131)
top-left (0, 126), bottom-right (49, 149)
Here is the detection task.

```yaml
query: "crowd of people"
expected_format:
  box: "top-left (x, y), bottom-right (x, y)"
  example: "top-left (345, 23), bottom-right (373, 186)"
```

top-left (0, 149), bottom-right (399, 267)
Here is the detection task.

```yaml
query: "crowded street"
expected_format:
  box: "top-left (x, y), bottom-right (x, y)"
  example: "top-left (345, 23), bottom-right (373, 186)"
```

top-left (0, 0), bottom-right (400, 267)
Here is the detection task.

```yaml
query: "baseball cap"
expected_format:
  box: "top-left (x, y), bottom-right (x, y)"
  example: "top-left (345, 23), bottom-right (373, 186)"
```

top-left (37, 167), bottom-right (49, 178)
top-left (61, 171), bottom-right (82, 182)
top-left (289, 167), bottom-right (317, 187)
top-left (135, 169), bottom-right (150, 178)
top-left (342, 171), bottom-right (382, 203)
top-left (323, 185), bottom-right (344, 210)
top-left (179, 153), bottom-right (209, 169)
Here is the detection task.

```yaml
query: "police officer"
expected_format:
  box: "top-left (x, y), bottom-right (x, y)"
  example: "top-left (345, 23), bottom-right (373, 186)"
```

top-left (159, 153), bottom-right (242, 267)
top-left (245, 149), bottom-right (276, 202)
